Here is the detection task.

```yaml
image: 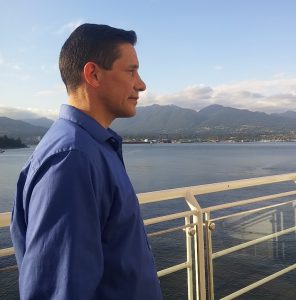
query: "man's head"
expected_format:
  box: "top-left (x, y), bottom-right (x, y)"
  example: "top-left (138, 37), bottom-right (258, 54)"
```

top-left (59, 23), bottom-right (146, 127)
top-left (59, 23), bottom-right (137, 93)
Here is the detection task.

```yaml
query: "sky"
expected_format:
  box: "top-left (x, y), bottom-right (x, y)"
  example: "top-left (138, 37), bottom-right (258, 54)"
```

top-left (0, 0), bottom-right (296, 120)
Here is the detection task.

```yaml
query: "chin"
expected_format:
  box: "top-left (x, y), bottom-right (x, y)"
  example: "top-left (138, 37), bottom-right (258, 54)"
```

top-left (126, 110), bottom-right (136, 118)
top-left (117, 109), bottom-right (136, 119)
top-left (126, 105), bottom-right (137, 117)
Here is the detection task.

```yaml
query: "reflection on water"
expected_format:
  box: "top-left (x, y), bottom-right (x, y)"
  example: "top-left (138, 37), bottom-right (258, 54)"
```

top-left (212, 201), bottom-right (296, 299)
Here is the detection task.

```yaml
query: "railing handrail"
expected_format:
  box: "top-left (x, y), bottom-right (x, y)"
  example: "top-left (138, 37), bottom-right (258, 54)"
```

top-left (2, 172), bottom-right (296, 229)
top-left (0, 212), bottom-right (11, 227)
top-left (138, 172), bottom-right (296, 203)
top-left (202, 190), bottom-right (296, 213)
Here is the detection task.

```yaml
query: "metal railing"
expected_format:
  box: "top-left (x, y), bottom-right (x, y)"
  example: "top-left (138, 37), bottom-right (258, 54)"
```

top-left (138, 172), bottom-right (296, 299)
top-left (1, 172), bottom-right (296, 299)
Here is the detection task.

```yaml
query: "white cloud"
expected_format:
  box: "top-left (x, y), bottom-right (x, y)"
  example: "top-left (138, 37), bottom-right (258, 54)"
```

top-left (56, 20), bottom-right (84, 35)
top-left (0, 106), bottom-right (58, 120)
top-left (3, 77), bottom-right (296, 120)
top-left (0, 53), bottom-right (31, 81)
top-left (273, 72), bottom-right (288, 79)
top-left (211, 78), bottom-right (296, 112)
top-left (214, 65), bottom-right (224, 70)
top-left (0, 61), bottom-right (22, 72)
top-left (12, 64), bottom-right (21, 71)
top-left (0, 53), bottom-right (21, 71)
top-left (40, 63), bottom-right (58, 73)
top-left (140, 85), bottom-right (214, 111)
top-left (36, 90), bottom-right (56, 96)
top-left (139, 77), bottom-right (296, 113)
top-left (35, 84), bottom-right (65, 97)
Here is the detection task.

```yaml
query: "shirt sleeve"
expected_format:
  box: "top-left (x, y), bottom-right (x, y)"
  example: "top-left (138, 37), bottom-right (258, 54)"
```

top-left (20, 150), bottom-right (104, 300)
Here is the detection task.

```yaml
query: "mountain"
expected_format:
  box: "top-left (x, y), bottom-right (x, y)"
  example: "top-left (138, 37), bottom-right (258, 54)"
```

top-left (2, 104), bottom-right (296, 142)
top-left (273, 111), bottom-right (296, 119)
top-left (195, 105), bottom-right (296, 132)
top-left (0, 117), bottom-right (48, 143)
top-left (112, 104), bottom-right (200, 135)
top-left (21, 117), bottom-right (54, 128)
top-left (111, 104), bottom-right (296, 137)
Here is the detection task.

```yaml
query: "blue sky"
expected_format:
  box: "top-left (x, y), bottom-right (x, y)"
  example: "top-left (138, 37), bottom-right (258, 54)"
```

top-left (0, 0), bottom-right (296, 119)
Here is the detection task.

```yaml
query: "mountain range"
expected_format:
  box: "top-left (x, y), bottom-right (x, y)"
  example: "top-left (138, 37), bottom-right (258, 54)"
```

top-left (0, 117), bottom-right (50, 143)
top-left (111, 104), bottom-right (296, 137)
top-left (1, 104), bottom-right (296, 143)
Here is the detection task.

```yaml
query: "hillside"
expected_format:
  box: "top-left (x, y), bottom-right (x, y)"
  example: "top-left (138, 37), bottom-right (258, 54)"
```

top-left (2, 104), bottom-right (296, 141)
top-left (0, 117), bottom-right (49, 144)
top-left (21, 117), bottom-right (54, 128)
top-left (112, 104), bottom-right (200, 135)
top-left (111, 104), bottom-right (296, 137)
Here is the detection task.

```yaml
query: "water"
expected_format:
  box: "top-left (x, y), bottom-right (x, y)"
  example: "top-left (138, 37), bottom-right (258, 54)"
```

top-left (1, 143), bottom-right (296, 299)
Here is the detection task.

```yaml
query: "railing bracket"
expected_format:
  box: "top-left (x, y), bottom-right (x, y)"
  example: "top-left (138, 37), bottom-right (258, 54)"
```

top-left (208, 222), bottom-right (216, 231)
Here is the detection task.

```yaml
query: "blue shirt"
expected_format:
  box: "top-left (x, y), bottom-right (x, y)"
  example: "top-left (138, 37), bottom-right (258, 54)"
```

top-left (11, 104), bottom-right (163, 300)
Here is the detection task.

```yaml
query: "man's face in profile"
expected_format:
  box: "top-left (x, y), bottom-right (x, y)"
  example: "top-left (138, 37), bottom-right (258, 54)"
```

top-left (97, 43), bottom-right (146, 122)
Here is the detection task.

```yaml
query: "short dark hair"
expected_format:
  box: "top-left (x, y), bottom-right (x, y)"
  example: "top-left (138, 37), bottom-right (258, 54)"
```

top-left (59, 23), bottom-right (137, 92)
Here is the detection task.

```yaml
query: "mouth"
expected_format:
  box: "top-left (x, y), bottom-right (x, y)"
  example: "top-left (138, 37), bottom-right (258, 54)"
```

top-left (128, 97), bottom-right (138, 105)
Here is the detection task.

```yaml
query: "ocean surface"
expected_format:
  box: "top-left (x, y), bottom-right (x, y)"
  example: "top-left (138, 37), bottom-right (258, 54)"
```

top-left (1, 143), bottom-right (296, 299)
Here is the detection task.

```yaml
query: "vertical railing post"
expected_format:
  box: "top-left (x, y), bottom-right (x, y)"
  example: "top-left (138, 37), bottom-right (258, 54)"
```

top-left (185, 191), bottom-right (207, 300)
top-left (280, 210), bottom-right (285, 259)
top-left (205, 212), bottom-right (215, 300)
top-left (185, 216), bottom-right (194, 300)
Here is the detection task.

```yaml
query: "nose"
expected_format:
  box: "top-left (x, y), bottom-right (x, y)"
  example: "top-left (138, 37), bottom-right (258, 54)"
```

top-left (135, 74), bottom-right (146, 92)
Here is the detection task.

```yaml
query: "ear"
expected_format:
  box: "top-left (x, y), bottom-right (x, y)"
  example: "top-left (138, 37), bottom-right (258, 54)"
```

top-left (83, 62), bottom-right (102, 88)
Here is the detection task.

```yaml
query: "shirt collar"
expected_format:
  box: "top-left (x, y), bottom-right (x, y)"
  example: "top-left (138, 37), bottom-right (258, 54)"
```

top-left (59, 104), bottom-right (122, 146)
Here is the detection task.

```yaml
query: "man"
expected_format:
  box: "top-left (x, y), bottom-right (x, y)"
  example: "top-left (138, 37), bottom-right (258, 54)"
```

top-left (11, 23), bottom-right (163, 300)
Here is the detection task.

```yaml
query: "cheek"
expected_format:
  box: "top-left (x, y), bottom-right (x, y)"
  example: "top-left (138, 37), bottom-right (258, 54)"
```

top-left (120, 84), bottom-right (133, 97)
top-left (109, 75), bottom-right (134, 97)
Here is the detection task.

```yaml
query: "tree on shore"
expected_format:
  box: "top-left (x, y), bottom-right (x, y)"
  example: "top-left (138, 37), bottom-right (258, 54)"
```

top-left (0, 135), bottom-right (26, 148)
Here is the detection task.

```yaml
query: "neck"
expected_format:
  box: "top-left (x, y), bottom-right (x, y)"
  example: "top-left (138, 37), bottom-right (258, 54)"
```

top-left (68, 88), bottom-right (113, 128)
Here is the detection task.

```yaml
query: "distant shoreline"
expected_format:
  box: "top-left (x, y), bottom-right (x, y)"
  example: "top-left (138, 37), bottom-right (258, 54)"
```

top-left (122, 139), bottom-right (296, 145)
top-left (0, 145), bottom-right (28, 150)
top-left (0, 135), bottom-right (27, 149)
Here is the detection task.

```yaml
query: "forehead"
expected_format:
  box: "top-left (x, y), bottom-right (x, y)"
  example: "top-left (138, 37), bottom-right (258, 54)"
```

top-left (116, 43), bottom-right (139, 66)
